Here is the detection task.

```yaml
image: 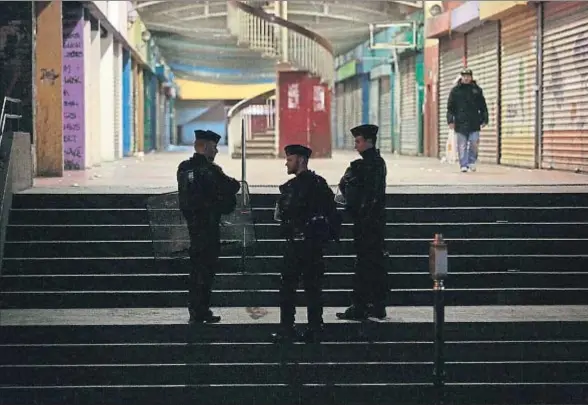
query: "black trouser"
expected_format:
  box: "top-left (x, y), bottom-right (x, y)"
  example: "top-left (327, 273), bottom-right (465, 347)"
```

top-left (279, 240), bottom-right (325, 329)
top-left (185, 216), bottom-right (220, 319)
top-left (351, 222), bottom-right (388, 311)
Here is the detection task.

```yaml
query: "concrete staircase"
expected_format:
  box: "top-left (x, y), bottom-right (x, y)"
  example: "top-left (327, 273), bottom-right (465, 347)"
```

top-left (232, 129), bottom-right (276, 159)
top-left (1, 191), bottom-right (588, 404)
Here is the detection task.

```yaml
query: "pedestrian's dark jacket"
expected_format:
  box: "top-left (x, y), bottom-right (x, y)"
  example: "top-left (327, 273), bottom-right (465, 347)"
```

top-left (446, 80), bottom-right (489, 135)
top-left (276, 170), bottom-right (341, 242)
top-left (177, 153), bottom-right (240, 224)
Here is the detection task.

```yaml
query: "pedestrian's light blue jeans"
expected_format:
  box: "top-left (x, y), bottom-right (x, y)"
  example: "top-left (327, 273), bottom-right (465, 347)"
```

top-left (456, 131), bottom-right (480, 168)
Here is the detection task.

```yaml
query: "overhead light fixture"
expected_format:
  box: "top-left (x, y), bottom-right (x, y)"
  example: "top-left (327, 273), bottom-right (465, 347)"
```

top-left (141, 30), bottom-right (151, 42)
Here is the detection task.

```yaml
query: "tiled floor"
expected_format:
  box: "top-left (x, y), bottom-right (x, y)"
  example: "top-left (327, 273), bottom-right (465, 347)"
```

top-left (23, 146), bottom-right (588, 194)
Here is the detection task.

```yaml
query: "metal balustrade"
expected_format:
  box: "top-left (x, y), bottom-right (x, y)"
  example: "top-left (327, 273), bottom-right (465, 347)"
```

top-left (227, 90), bottom-right (276, 159)
top-left (227, 0), bottom-right (335, 85)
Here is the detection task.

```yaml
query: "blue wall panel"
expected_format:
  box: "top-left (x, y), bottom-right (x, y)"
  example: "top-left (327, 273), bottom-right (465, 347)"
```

top-left (122, 49), bottom-right (132, 156)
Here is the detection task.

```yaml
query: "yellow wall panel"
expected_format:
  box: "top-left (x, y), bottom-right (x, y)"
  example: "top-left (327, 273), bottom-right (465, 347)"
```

top-left (177, 79), bottom-right (275, 100)
top-left (479, 1), bottom-right (528, 20)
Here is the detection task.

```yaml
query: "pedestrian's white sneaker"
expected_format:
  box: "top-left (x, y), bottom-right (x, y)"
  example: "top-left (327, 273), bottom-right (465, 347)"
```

top-left (460, 167), bottom-right (468, 173)
top-left (468, 165), bottom-right (477, 172)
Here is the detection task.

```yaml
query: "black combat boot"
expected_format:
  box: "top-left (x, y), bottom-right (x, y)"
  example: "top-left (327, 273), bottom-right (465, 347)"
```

top-left (336, 305), bottom-right (368, 321)
top-left (367, 304), bottom-right (387, 320)
top-left (189, 309), bottom-right (221, 324)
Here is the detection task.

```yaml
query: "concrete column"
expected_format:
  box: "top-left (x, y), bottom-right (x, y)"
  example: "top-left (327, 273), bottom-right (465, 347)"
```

top-left (88, 21), bottom-right (102, 166)
top-left (100, 31), bottom-right (115, 162)
top-left (62, 2), bottom-right (86, 170)
top-left (34, 0), bottom-right (64, 176)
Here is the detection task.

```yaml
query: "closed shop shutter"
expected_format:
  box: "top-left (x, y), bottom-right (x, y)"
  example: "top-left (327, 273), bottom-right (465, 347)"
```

top-left (438, 35), bottom-right (465, 158)
top-left (343, 77), bottom-right (362, 149)
top-left (113, 42), bottom-right (122, 159)
top-left (351, 76), bottom-right (363, 147)
top-left (336, 81), bottom-right (345, 148)
top-left (500, 6), bottom-right (538, 168)
top-left (143, 70), bottom-right (154, 151)
top-left (379, 76), bottom-right (392, 153)
top-left (399, 54), bottom-right (418, 155)
top-left (369, 79), bottom-right (379, 127)
top-left (466, 21), bottom-right (500, 164)
top-left (542, 2), bottom-right (588, 172)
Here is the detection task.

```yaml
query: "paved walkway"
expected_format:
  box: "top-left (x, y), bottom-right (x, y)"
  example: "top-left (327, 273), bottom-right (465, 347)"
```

top-left (22, 146), bottom-right (588, 194)
top-left (2, 306), bottom-right (587, 325)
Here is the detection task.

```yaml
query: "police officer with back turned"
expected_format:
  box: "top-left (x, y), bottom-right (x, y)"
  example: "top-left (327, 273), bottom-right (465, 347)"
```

top-left (177, 130), bottom-right (240, 324)
top-left (272, 144), bottom-right (341, 343)
top-left (336, 124), bottom-right (388, 321)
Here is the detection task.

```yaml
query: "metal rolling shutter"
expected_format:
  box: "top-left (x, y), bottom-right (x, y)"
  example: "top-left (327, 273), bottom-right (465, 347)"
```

top-left (438, 36), bottom-right (464, 158)
top-left (500, 7), bottom-right (537, 168)
top-left (113, 42), bottom-right (122, 159)
top-left (343, 77), bottom-right (361, 150)
top-left (399, 54), bottom-right (418, 155)
top-left (465, 22), bottom-right (500, 164)
top-left (379, 76), bottom-right (392, 153)
top-left (336, 82), bottom-right (345, 148)
top-left (542, 2), bottom-right (588, 172)
top-left (351, 76), bottom-right (363, 145)
top-left (369, 78), bottom-right (379, 126)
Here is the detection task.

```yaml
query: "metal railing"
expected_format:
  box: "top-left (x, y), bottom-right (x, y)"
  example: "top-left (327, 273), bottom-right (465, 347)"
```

top-left (227, 0), bottom-right (335, 86)
top-left (227, 88), bottom-right (276, 178)
top-left (0, 97), bottom-right (22, 137)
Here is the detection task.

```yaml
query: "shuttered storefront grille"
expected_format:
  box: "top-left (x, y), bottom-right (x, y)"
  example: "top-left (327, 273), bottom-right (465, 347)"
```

top-left (466, 21), bottom-right (500, 164)
top-left (369, 78), bottom-right (380, 148)
top-left (342, 77), bottom-right (362, 149)
top-left (335, 82), bottom-right (345, 148)
top-left (113, 42), bottom-right (122, 159)
top-left (379, 76), bottom-right (392, 153)
top-left (369, 79), bottom-right (379, 127)
top-left (500, 6), bottom-right (537, 167)
top-left (542, 2), bottom-right (588, 172)
top-left (438, 36), bottom-right (464, 158)
top-left (399, 54), bottom-right (418, 155)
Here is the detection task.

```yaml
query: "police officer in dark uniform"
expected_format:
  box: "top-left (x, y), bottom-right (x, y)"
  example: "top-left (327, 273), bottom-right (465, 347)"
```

top-left (272, 144), bottom-right (341, 343)
top-left (177, 130), bottom-right (240, 324)
top-left (336, 124), bottom-right (388, 321)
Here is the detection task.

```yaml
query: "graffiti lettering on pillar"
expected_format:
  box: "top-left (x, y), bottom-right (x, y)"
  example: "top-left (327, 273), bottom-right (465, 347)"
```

top-left (62, 14), bottom-right (85, 170)
top-left (40, 68), bottom-right (59, 85)
top-left (287, 83), bottom-right (299, 109)
top-left (313, 86), bottom-right (325, 112)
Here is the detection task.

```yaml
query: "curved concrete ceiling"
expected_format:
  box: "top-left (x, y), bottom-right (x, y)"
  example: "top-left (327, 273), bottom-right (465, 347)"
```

top-left (134, 0), bottom-right (421, 84)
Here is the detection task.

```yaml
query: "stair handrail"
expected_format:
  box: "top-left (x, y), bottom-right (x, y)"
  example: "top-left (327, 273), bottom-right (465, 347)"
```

top-left (227, 88), bottom-right (277, 182)
top-left (228, 0), bottom-right (335, 84)
top-left (227, 88), bottom-right (276, 121)
top-left (228, 0), bottom-right (334, 56)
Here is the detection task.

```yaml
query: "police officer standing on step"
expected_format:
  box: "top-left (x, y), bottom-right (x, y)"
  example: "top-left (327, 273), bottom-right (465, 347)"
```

top-left (272, 144), bottom-right (341, 343)
top-left (336, 124), bottom-right (388, 321)
top-left (177, 130), bottom-right (240, 324)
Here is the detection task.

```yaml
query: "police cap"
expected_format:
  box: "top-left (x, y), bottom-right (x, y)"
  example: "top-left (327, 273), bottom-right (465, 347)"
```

top-left (284, 144), bottom-right (312, 158)
top-left (351, 124), bottom-right (379, 141)
top-left (194, 129), bottom-right (221, 144)
top-left (460, 68), bottom-right (473, 76)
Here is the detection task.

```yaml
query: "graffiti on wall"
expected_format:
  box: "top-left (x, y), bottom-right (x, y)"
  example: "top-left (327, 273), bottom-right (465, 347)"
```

top-left (544, 29), bottom-right (588, 130)
top-left (62, 8), bottom-right (85, 170)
